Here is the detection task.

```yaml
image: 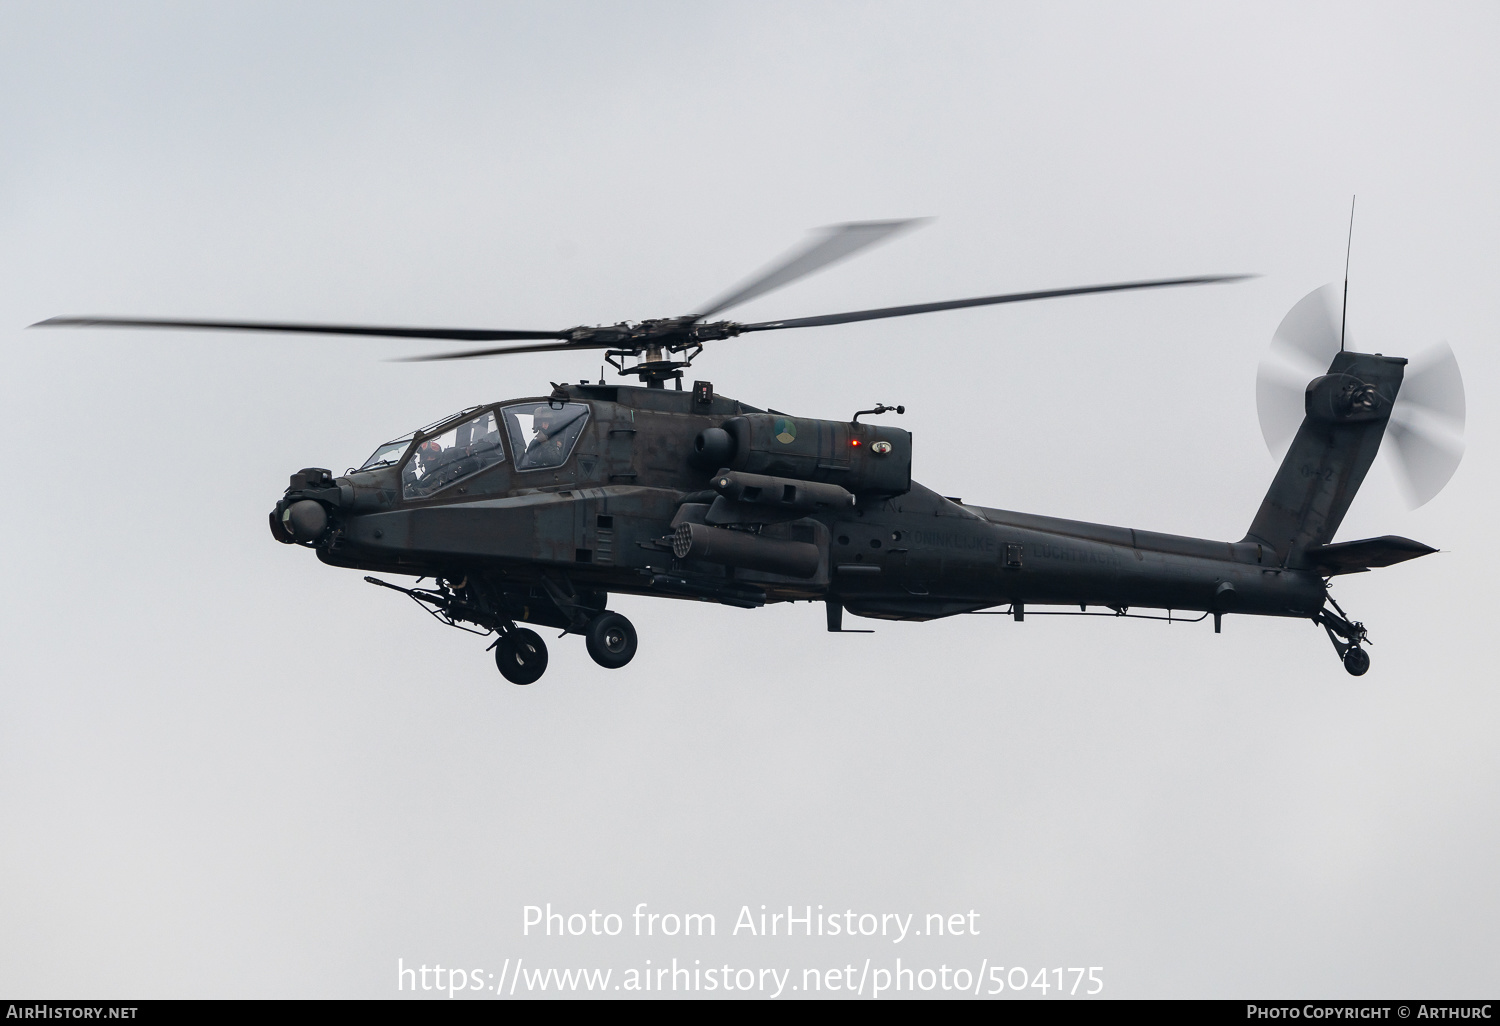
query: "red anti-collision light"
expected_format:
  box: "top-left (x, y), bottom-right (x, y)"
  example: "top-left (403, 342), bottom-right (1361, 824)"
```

top-left (851, 439), bottom-right (861, 446)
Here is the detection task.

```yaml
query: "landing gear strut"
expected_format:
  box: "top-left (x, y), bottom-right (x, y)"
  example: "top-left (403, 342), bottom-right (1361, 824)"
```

top-left (1315, 595), bottom-right (1371, 677)
top-left (363, 574), bottom-right (635, 683)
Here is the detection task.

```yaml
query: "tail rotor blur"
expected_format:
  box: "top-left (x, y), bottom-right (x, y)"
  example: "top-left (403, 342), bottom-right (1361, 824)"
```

top-left (1255, 284), bottom-right (1465, 509)
top-left (1256, 283), bottom-right (1346, 458)
top-left (1386, 342), bottom-right (1465, 507)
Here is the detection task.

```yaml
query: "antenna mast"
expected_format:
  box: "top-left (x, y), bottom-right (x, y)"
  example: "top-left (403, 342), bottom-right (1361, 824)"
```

top-left (1340, 195), bottom-right (1356, 352)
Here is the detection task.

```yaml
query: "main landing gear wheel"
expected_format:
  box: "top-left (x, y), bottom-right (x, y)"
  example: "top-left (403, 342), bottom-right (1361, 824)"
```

top-left (1343, 646), bottom-right (1370, 677)
top-left (496, 628), bottom-right (548, 685)
top-left (584, 611), bottom-right (637, 669)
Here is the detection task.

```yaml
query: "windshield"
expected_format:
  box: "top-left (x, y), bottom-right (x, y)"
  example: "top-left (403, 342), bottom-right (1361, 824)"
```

top-left (418, 407), bottom-right (480, 435)
top-left (358, 433), bottom-right (414, 471)
top-left (356, 407), bottom-right (483, 473)
top-left (402, 409), bottom-right (507, 499)
top-left (502, 402), bottom-right (590, 471)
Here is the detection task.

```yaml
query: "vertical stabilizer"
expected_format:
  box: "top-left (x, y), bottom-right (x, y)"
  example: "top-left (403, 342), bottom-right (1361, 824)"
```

top-left (1243, 351), bottom-right (1406, 566)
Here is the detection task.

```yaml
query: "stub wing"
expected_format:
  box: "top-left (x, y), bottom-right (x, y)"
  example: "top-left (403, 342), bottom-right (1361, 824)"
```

top-left (1303, 535), bottom-right (1437, 575)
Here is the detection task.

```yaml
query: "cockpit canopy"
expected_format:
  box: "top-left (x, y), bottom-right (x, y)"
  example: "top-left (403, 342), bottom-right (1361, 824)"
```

top-left (404, 408), bottom-right (507, 499)
top-left (356, 402), bottom-right (591, 500)
top-left (356, 407), bottom-right (482, 473)
top-left (502, 402), bottom-right (589, 472)
top-left (357, 434), bottom-right (414, 473)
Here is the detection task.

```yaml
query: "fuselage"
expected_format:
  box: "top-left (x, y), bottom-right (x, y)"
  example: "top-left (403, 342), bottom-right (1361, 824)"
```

top-left (279, 381), bottom-right (1326, 625)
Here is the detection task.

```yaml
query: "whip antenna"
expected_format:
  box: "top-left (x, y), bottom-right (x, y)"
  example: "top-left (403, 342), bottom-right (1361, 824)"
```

top-left (1340, 195), bottom-right (1356, 352)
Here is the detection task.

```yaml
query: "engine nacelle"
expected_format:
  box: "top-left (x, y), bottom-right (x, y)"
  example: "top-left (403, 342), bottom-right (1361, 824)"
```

top-left (720, 414), bottom-right (911, 496)
top-left (672, 522), bottom-right (821, 578)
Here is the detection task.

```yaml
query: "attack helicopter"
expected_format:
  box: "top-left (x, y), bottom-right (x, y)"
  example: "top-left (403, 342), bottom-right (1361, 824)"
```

top-left (35, 220), bottom-right (1465, 682)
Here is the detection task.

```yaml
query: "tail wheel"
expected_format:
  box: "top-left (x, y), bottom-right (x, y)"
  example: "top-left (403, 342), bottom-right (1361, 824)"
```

top-left (496, 628), bottom-right (548, 685)
top-left (585, 611), bottom-right (637, 670)
top-left (1343, 646), bottom-right (1370, 677)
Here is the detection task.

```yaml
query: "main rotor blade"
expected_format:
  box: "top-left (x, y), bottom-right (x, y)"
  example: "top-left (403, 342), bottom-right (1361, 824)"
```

top-left (31, 316), bottom-right (569, 343)
top-left (691, 219), bottom-right (927, 321)
top-left (736, 274), bottom-right (1254, 333)
top-left (395, 338), bottom-right (616, 362)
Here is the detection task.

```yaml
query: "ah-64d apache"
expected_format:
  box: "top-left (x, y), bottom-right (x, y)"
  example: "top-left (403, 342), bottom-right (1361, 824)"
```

top-left (36, 220), bottom-right (1464, 683)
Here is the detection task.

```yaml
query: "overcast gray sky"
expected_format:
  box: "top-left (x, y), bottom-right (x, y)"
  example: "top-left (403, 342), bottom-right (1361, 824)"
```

top-left (1, 0), bottom-right (1497, 1000)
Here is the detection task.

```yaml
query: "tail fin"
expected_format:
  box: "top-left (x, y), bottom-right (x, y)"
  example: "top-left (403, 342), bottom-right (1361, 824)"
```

top-left (1243, 351), bottom-right (1406, 566)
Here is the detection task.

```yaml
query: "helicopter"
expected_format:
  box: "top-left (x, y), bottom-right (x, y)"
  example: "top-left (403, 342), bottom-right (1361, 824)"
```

top-left (34, 219), bottom-right (1465, 682)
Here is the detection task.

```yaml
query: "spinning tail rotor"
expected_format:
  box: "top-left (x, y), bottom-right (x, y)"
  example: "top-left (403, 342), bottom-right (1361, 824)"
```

top-left (1255, 283), bottom-right (1466, 508)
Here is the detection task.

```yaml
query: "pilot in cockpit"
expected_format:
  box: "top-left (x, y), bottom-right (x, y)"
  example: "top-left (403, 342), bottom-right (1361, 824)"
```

top-left (416, 438), bottom-right (445, 476)
top-left (524, 409), bottom-right (569, 466)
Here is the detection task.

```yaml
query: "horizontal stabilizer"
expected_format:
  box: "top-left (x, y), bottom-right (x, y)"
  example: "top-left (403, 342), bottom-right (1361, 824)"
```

top-left (1303, 535), bottom-right (1437, 574)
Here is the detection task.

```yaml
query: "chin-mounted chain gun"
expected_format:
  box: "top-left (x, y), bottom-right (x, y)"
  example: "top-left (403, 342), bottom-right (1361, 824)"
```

top-left (364, 576), bottom-right (499, 635)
